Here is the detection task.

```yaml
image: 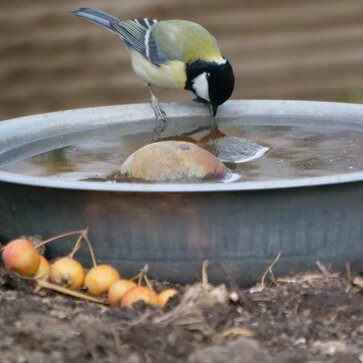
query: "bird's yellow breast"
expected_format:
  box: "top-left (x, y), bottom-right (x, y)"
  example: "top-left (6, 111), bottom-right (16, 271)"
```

top-left (129, 50), bottom-right (186, 89)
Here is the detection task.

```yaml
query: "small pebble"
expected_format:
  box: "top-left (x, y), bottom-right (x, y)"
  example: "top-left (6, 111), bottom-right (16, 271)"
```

top-left (49, 309), bottom-right (67, 320)
top-left (311, 340), bottom-right (347, 356)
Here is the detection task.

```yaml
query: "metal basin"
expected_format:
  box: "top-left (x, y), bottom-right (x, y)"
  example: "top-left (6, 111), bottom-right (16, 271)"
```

top-left (0, 100), bottom-right (363, 284)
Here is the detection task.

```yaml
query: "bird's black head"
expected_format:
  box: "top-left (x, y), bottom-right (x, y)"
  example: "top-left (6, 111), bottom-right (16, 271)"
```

top-left (185, 59), bottom-right (235, 116)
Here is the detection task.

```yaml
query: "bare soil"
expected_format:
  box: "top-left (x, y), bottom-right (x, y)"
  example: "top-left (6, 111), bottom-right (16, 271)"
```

top-left (1, 264), bottom-right (363, 363)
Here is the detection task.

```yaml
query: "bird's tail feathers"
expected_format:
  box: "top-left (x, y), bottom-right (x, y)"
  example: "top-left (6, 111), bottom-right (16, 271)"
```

top-left (71, 8), bottom-right (119, 30)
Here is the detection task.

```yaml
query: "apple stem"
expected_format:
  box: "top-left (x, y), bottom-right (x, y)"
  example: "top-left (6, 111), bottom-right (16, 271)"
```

top-left (35, 229), bottom-right (85, 249)
top-left (81, 228), bottom-right (97, 268)
top-left (137, 264), bottom-right (152, 289)
top-left (138, 264), bottom-right (148, 285)
top-left (144, 274), bottom-right (153, 290)
top-left (202, 260), bottom-right (209, 286)
top-left (34, 228), bottom-right (97, 268)
top-left (67, 235), bottom-right (84, 259)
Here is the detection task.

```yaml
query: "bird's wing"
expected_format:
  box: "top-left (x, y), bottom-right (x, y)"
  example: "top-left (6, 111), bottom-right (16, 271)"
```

top-left (151, 20), bottom-right (223, 64)
top-left (112, 19), bottom-right (223, 66)
top-left (72, 9), bottom-right (168, 65)
top-left (111, 18), bottom-right (168, 66)
top-left (73, 9), bottom-right (223, 66)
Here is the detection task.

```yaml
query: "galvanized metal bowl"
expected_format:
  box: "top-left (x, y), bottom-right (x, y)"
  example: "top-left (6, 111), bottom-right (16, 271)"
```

top-left (1, 100), bottom-right (363, 284)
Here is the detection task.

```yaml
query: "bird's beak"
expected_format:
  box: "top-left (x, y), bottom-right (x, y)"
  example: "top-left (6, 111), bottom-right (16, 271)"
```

top-left (209, 103), bottom-right (218, 117)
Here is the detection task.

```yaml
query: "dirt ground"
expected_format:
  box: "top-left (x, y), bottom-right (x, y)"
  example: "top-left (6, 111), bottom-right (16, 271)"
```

top-left (1, 262), bottom-right (363, 363)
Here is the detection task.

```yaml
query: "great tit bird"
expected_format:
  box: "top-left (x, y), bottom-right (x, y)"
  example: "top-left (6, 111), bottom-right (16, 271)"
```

top-left (72, 8), bottom-right (235, 136)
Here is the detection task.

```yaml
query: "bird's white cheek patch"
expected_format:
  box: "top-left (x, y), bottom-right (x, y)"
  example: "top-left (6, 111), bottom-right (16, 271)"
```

top-left (192, 72), bottom-right (210, 102)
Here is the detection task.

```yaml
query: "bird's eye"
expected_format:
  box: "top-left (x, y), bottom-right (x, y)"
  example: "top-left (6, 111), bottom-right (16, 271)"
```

top-left (206, 72), bottom-right (210, 78)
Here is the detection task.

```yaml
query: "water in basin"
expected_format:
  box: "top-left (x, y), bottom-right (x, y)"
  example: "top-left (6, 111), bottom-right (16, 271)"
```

top-left (0, 116), bottom-right (362, 183)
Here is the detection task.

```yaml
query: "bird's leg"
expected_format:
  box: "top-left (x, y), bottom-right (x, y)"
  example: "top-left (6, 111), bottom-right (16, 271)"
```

top-left (147, 84), bottom-right (166, 139)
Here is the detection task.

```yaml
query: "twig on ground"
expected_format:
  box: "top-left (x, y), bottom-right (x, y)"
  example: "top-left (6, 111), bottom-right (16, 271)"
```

top-left (127, 311), bottom-right (154, 327)
top-left (353, 274), bottom-right (363, 289)
top-left (153, 283), bottom-right (228, 328)
top-left (216, 262), bottom-right (253, 312)
top-left (36, 279), bottom-right (106, 304)
top-left (345, 262), bottom-right (353, 284)
top-left (153, 295), bottom-right (216, 326)
top-left (220, 326), bottom-right (255, 338)
top-left (261, 252), bottom-right (282, 288)
top-left (202, 260), bottom-right (209, 286)
top-left (315, 261), bottom-right (339, 278)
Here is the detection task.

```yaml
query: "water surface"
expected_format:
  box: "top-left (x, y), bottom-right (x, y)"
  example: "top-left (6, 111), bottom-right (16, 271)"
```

top-left (1, 116), bottom-right (362, 183)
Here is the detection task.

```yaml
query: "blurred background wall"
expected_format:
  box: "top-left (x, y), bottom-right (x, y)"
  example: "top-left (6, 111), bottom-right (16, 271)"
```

top-left (1, 0), bottom-right (363, 121)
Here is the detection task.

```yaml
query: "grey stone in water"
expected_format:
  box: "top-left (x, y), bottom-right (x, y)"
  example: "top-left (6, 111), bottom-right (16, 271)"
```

top-left (204, 136), bottom-right (269, 164)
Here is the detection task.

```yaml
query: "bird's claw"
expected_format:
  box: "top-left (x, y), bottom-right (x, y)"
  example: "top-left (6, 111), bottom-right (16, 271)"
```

top-left (150, 95), bottom-right (166, 140)
top-left (148, 84), bottom-right (167, 140)
top-left (150, 97), bottom-right (166, 119)
top-left (152, 117), bottom-right (167, 141)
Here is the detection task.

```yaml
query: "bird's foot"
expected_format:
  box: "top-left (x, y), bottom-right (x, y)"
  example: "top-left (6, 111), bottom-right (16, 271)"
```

top-left (152, 117), bottom-right (167, 141)
top-left (148, 84), bottom-right (167, 141)
top-left (150, 99), bottom-right (166, 141)
top-left (150, 94), bottom-right (166, 119)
